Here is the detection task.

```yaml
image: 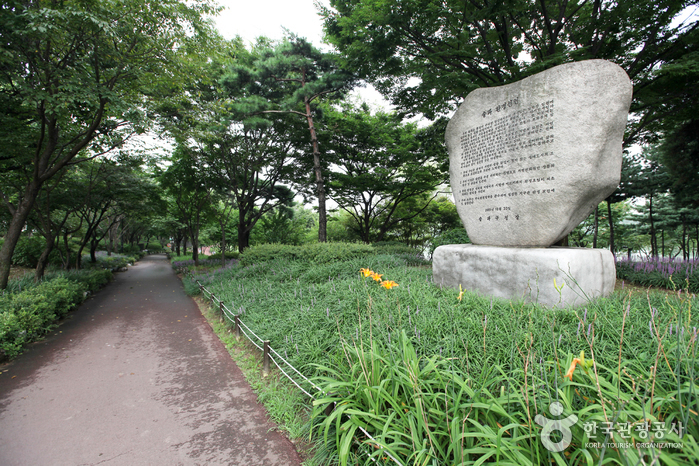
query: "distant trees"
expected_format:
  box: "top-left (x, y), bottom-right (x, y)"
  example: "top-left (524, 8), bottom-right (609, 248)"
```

top-left (0, 0), bottom-right (216, 288)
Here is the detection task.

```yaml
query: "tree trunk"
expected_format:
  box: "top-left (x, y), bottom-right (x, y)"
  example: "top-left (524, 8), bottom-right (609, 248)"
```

top-left (661, 230), bottom-right (665, 257)
top-left (592, 205), bottom-right (599, 248)
top-left (35, 233), bottom-right (56, 281)
top-left (90, 238), bottom-right (98, 263)
top-left (304, 96), bottom-right (327, 243)
top-left (648, 193), bottom-right (658, 258)
top-left (238, 209), bottom-right (251, 252)
top-left (189, 226), bottom-right (199, 266)
top-left (0, 182), bottom-right (42, 289)
top-left (220, 220), bottom-right (227, 267)
top-left (607, 200), bottom-right (615, 257)
top-left (62, 233), bottom-right (72, 270)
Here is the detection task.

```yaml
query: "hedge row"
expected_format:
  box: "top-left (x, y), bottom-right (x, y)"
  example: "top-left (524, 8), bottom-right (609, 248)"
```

top-left (239, 242), bottom-right (376, 266)
top-left (0, 269), bottom-right (112, 360)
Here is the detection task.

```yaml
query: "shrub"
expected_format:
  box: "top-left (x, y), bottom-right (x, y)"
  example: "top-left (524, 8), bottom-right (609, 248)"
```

top-left (616, 257), bottom-right (699, 292)
top-left (12, 235), bottom-right (46, 268)
top-left (239, 242), bottom-right (374, 266)
top-left (0, 269), bottom-right (113, 361)
top-left (429, 228), bottom-right (470, 258)
top-left (82, 254), bottom-right (136, 272)
top-left (0, 278), bottom-right (85, 360)
top-left (208, 251), bottom-right (240, 261)
top-left (64, 269), bottom-right (113, 292)
top-left (371, 241), bottom-right (419, 255)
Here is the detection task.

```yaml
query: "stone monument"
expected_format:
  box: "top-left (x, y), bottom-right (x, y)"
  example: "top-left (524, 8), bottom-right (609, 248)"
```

top-left (433, 60), bottom-right (632, 307)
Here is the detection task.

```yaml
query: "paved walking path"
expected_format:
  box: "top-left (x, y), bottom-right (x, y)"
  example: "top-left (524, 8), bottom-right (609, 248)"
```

top-left (0, 254), bottom-right (302, 466)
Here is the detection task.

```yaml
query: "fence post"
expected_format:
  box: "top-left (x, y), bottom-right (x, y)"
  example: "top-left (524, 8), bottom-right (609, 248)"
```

top-left (263, 340), bottom-right (270, 376)
top-left (234, 315), bottom-right (241, 339)
top-left (219, 301), bottom-right (224, 323)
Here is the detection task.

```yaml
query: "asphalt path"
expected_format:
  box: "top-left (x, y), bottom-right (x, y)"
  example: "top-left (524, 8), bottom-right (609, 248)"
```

top-left (0, 254), bottom-right (302, 466)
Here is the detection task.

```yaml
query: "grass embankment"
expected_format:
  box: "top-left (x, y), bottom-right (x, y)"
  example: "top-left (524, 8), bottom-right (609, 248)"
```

top-left (181, 244), bottom-right (698, 465)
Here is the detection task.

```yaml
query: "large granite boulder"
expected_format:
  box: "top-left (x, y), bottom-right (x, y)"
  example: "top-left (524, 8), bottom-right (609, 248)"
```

top-left (445, 60), bottom-right (632, 247)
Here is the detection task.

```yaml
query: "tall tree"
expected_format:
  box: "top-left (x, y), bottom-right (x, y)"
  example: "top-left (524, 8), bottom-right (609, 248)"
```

top-left (158, 146), bottom-right (213, 266)
top-left (221, 35), bottom-right (356, 242)
top-left (661, 119), bottom-right (699, 208)
top-left (324, 103), bottom-right (448, 243)
top-left (204, 121), bottom-right (301, 252)
top-left (0, 0), bottom-right (216, 289)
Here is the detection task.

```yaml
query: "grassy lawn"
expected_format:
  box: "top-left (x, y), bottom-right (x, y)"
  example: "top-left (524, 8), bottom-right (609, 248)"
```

top-left (178, 245), bottom-right (698, 465)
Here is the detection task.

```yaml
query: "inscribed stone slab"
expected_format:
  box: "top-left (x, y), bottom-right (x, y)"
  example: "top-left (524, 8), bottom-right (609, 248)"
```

top-left (445, 60), bottom-right (632, 247)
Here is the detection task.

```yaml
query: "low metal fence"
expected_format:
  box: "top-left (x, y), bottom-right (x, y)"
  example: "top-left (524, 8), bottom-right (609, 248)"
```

top-left (181, 267), bottom-right (403, 465)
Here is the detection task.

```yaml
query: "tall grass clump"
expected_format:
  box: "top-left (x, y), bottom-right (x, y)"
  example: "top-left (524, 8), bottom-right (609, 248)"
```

top-left (183, 249), bottom-right (698, 465)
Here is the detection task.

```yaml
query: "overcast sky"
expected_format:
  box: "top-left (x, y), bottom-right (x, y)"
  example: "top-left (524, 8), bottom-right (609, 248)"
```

top-left (212, 0), bottom-right (330, 47)
top-left (210, 0), bottom-right (390, 109)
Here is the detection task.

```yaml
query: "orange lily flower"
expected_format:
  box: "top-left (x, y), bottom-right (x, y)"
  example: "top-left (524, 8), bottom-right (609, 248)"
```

top-left (371, 272), bottom-right (383, 282)
top-left (564, 358), bottom-right (582, 381)
top-left (380, 280), bottom-right (399, 289)
top-left (564, 351), bottom-right (593, 380)
top-left (360, 268), bottom-right (374, 278)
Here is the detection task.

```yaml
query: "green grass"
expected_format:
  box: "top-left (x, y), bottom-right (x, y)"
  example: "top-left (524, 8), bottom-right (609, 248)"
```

top-left (181, 252), bottom-right (699, 465)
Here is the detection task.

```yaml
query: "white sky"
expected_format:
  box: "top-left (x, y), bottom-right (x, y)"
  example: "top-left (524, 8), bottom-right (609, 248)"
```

top-left (212, 0), bottom-right (330, 47)
top-left (210, 0), bottom-right (389, 110)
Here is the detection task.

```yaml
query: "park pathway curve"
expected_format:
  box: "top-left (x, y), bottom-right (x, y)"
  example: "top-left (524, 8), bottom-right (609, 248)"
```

top-left (0, 254), bottom-right (302, 466)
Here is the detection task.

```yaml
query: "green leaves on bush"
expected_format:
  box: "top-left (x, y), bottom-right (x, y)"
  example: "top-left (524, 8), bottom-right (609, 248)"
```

top-left (239, 242), bottom-right (375, 266)
top-left (208, 251), bottom-right (240, 261)
top-left (429, 228), bottom-right (470, 258)
top-left (11, 235), bottom-right (46, 268)
top-left (0, 270), bottom-right (112, 360)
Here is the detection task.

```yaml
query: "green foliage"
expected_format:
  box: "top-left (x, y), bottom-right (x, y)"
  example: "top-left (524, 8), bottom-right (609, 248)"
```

top-left (11, 236), bottom-right (46, 268)
top-left (323, 104), bottom-right (447, 243)
top-left (0, 270), bottom-right (109, 360)
top-left (208, 251), bottom-right (240, 261)
top-left (616, 257), bottom-right (699, 292)
top-left (82, 254), bottom-right (136, 272)
top-left (429, 228), bottom-right (471, 257)
top-left (239, 242), bottom-right (375, 266)
top-left (0, 0), bottom-right (218, 289)
top-left (661, 119), bottom-right (699, 208)
top-left (321, 0), bottom-right (699, 146)
top-left (371, 242), bottom-right (429, 266)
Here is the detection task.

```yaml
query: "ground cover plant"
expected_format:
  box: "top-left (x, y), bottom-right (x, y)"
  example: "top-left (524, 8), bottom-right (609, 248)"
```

top-left (0, 269), bottom-right (112, 361)
top-left (616, 257), bottom-right (699, 293)
top-left (181, 244), bottom-right (698, 465)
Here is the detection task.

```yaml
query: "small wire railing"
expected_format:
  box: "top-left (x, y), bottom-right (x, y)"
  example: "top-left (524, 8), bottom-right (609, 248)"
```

top-left (181, 268), bottom-right (403, 466)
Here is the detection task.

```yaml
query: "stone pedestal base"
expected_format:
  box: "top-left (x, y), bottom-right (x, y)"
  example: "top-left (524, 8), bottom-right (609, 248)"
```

top-left (432, 245), bottom-right (616, 308)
